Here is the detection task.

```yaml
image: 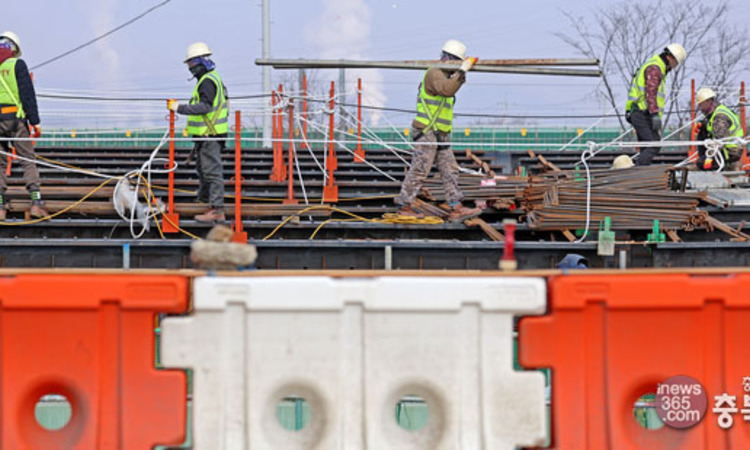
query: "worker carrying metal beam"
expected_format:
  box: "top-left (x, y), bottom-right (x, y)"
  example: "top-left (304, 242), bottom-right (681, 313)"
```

top-left (0, 30), bottom-right (49, 221)
top-left (625, 43), bottom-right (686, 166)
top-left (396, 39), bottom-right (482, 222)
top-left (694, 87), bottom-right (745, 171)
top-left (168, 42), bottom-right (229, 223)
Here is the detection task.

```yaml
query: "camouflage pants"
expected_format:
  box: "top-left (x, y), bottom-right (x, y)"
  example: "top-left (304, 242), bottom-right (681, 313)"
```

top-left (0, 119), bottom-right (41, 194)
top-left (396, 129), bottom-right (463, 205)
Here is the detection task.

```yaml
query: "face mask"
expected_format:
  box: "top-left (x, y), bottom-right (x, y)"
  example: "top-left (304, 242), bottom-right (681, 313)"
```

top-left (189, 64), bottom-right (206, 79)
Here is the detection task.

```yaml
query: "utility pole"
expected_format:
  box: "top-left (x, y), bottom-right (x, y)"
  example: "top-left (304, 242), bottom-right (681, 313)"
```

top-left (261, 0), bottom-right (272, 148)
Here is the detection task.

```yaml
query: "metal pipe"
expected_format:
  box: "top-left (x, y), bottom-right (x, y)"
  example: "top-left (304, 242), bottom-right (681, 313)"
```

top-left (261, 0), bottom-right (272, 148)
top-left (255, 58), bottom-right (602, 77)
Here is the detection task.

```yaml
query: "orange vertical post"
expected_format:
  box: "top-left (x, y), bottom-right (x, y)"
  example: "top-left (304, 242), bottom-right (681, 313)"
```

top-left (354, 77), bottom-right (365, 162)
top-left (283, 99), bottom-right (298, 205)
top-left (323, 81), bottom-right (339, 202)
top-left (689, 79), bottom-right (697, 161)
top-left (741, 81), bottom-right (748, 170)
top-left (5, 146), bottom-right (15, 176)
top-left (277, 85), bottom-right (287, 181)
top-left (232, 110), bottom-right (247, 243)
top-left (270, 90), bottom-right (283, 182)
top-left (162, 106), bottom-right (180, 232)
top-left (302, 74), bottom-right (309, 149)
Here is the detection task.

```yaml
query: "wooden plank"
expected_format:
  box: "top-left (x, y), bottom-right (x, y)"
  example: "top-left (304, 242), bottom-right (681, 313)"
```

top-left (464, 217), bottom-right (505, 242)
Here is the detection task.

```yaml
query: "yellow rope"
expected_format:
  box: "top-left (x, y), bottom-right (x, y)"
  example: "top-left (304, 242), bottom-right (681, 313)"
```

top-left (263, 205), bottom-right (443, 240)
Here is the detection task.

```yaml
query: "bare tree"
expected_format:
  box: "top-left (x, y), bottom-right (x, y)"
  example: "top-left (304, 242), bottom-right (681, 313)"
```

top-left (557, 0), bottom-right (750, 130)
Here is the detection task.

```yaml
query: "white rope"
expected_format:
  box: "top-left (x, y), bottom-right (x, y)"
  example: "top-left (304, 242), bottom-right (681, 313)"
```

top-left (574, 142), bottom-right (596, 243)
top-left (112, 130), bottom-right (174, 238)
top-left (558, 117), bottom-right (605, 152)
top-left (304, 117), bottom-right (399, 182)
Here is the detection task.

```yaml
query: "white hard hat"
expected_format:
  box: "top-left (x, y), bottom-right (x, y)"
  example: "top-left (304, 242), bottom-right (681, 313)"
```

top-left (612, 155), bottom-right (634, 170)
top-left (184, 42), bottom-right (212, 63)
top-left (665, 43), bottom-right (686, 66)
top-left (441, 39), bottom-right (466, 60)
top-left (696, 87), bottom-right (716, 104)
top-left (0, 31), bottom-right (21, 56)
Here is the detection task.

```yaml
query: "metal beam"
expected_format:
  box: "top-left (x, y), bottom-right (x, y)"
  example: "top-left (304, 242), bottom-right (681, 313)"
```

top-left (256, 58), bottom-right (602, 77)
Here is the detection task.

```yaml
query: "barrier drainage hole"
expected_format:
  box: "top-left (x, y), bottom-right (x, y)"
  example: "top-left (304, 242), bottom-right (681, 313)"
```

top-left (35, 394), bottom-right (72, 431)
top-left (633, 393), bottom-right (664, 430)
top-left (396, 395), bottom-right (429, 431)
top-left (276, 396), bottom-right (310, 431)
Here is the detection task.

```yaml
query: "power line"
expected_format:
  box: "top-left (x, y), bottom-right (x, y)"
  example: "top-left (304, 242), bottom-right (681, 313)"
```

top-left (30, 0), bottom-right (174, 71)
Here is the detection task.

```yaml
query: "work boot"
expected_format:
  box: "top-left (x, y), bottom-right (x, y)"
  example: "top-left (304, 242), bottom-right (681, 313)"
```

top-left (396, 204), bottom-right (425, 219)
top-left (30, 201), bottom-right (50, 219)
top-left (447, 204), bottom-right (482, 222)
top-left (194, 208), bottom-right (226, 223)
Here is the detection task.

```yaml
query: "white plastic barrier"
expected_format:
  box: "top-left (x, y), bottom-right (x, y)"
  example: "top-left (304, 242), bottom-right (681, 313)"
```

top-left (162, 276), bottom-right (547, 449)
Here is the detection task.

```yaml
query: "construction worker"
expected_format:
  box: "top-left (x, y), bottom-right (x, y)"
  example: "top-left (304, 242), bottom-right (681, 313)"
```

top-left (396, 39), bottom-right (482, 222)
top-left (168, 42), bottom-right (228, 222)
top-left (0, 31), bottom-right (48, 221)
top-left (625, 43), bottom-right (687, 166)
top-left (694, 87), bottom-right (745, 171)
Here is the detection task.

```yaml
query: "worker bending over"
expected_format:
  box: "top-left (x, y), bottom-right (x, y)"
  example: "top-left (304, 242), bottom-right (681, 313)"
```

top-left (625, 43), bottom-right (686, 165)
top-left (694, 87), bottom-right (745, 171)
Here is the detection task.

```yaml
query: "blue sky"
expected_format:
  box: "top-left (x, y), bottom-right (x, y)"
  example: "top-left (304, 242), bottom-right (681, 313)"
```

top-left (5, 0), bottom-right (750, 129)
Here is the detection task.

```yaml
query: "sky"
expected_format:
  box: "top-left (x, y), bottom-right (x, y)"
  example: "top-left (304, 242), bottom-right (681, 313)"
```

top-left (4, 0), bottom-right (750, 130)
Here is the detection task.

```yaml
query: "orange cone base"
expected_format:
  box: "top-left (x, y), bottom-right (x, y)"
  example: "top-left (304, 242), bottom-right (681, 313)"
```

top-left (162, 213), bottom-right (180, 233)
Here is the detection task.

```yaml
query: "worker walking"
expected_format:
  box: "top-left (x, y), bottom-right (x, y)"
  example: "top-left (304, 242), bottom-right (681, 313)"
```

top-left (396, 39), bottom-right (482, 222)
top-left (625, 43), bottom-right (687, 166)
top-left (694, 87), bottom-right (745, 171)
top-left (0, 31), bottom-right (48, 221)
top-left (168, 42), bottom-right (228, 223)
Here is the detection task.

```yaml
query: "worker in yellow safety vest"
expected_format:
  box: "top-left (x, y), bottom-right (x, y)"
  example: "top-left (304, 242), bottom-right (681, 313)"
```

top-left (0, 30), bottom-right (49, 221)
top-left (694, 87), bottom-right (745, 171)
top-left (396, 39), bottom-right (482, 222)
top-left (168, 42), bottom-right (229, 223)
top-left (625, 43), bottom-right (687, 166)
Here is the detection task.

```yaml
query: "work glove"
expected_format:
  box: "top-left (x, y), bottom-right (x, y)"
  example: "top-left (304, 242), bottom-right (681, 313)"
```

top-left (459, 57), bottom-right (478, 73)
top-left (650, 115), bottom-right (662, 133)
top-left (625, 111), bottom-right (632, 124)
top-left (167, 99), bottom-right (180, 112)
top-left (28, 124), bottom-right (41, 138)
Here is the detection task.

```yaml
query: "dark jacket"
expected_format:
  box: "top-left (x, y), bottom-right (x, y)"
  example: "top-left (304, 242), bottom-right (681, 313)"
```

top-left (0, 47), bottom-right (40, 125)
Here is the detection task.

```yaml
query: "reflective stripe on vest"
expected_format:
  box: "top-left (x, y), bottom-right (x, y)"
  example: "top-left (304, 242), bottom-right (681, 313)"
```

top-left (414, 70), bottom-right (455, 133)
top-left (186, 70), bottom-right (228, 136)
top-left (707, 104), bottom-right (744, 156)
top-left (625, 54), bottom-right (666, 118)
top-left (0, 58), bottom-right (25, 119)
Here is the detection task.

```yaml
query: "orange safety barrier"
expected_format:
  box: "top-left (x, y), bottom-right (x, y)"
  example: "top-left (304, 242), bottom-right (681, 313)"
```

top-left (0, 274), bottom-right (188, 449)
top-left (302, 74), bottom-right (309, 149)
top-left (519, 274), bottom-right (750, 449)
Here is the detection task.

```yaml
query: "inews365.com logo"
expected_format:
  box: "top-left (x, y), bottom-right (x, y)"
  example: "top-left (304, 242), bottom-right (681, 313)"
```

top-left (644, 375), bottom-right (750, 429)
